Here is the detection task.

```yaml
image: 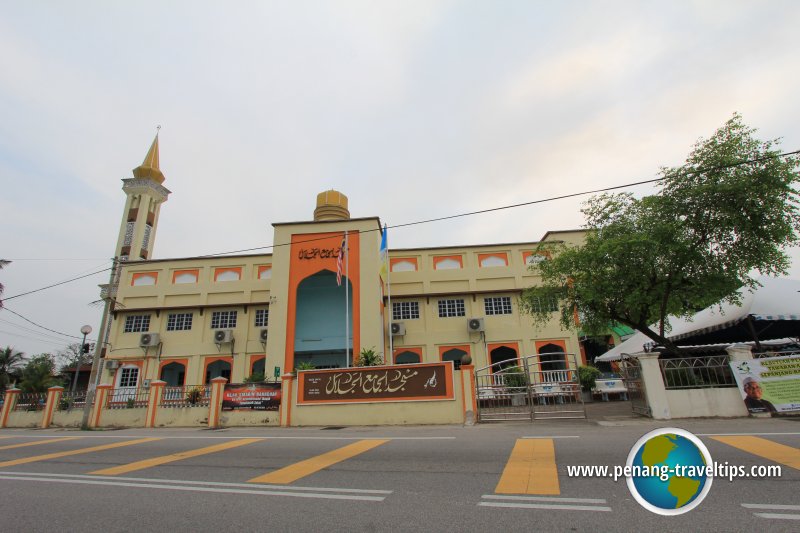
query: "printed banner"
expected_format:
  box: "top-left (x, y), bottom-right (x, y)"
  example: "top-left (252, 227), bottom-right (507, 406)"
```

top-left (222, 382), bottom-right (282, 411)
top-left (729, 355), bottom-right (800, 414)
top-left (298, 362), bottom-right (454, 404)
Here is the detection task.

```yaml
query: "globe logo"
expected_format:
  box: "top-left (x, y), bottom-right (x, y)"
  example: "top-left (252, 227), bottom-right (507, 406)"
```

top-left (626, 428), bottom-right (714, 515)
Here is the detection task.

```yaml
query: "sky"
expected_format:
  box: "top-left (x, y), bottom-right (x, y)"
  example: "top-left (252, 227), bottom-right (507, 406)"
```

top-left (1, 1), bottom-right (799, 358)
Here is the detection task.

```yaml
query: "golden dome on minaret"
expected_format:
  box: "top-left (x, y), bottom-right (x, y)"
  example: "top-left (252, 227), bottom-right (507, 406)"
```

top-left (314, 190), bottom-right (350, 221)
top-left (132, 132), bottom-right (165, 184)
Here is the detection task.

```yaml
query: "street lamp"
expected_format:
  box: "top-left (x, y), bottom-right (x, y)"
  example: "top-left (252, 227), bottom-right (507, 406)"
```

top-left (71, 325), bottom-right (92, 393)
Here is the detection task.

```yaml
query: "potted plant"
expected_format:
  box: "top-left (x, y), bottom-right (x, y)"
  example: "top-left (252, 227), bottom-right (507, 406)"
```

top-left (502, 366), bottom-right (528, 406)
top-left (186, 386), bottom-right (204, 405)
top-left (578, 365), bottom-right (601, 402)
top-left (295, 362), bottom-right (316, 373)
top-left (355, 347), bottom-right (383, 367)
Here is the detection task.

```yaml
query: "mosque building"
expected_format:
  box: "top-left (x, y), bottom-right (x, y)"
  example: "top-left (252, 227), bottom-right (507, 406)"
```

top-left (97, 136), bottom-right (591, 391)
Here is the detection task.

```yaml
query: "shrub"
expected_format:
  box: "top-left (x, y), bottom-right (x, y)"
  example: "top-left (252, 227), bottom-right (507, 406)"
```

top-left (578, 365), bottom-right (602, 392)
top-left (356, 348), bottom-right (383, 367)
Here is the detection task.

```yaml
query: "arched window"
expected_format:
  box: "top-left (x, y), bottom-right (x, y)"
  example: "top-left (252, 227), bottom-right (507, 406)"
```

top-left (391, 260), bottom-right (417, 272)
top-left (205, 359), bottom-right (232, 384)
top-left (159, 362), bottom-right (186, 387)
top-left (490, 346), bottom-right (518, 370)
top-left (538, 343), bottom-right (567, 382)
top-left (441, 348), bottom-right (467, 370)
top-left (395, 351), bottom-right (421, 364)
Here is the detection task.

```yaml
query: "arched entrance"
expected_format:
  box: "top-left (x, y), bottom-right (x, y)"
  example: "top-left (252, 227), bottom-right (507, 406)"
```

top-left (159, 362), bottom-right (185, 386)
top-left (205, 360), bottom-right (231, 384)
top-left (294, 270), bottom-right (352, 369)
top-left (251, 357), bottom-right (266, 377)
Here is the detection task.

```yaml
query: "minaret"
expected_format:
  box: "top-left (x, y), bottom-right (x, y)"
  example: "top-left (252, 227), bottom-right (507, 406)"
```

top-left (113, 132), bottom-right (171, 262)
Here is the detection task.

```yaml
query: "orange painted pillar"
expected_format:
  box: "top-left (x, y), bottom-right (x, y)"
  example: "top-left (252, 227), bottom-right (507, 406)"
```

top-left (207, 377), bottom-right (228, 429)
top-left (280, 373), bottom-right (295, 427)
top-left (41, 386), bottom-right (64, 429)
top-left (90, 385), bottom-right (113, 428)
top-left (460, 365), bottom-right (477, 425)
top-left (1, 388), bottom-right (20, 428)
top-left (145, 380), bottom-right (166, 428)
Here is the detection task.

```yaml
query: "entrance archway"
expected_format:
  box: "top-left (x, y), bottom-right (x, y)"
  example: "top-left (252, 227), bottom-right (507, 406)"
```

top-left (490, 346), bottom-right (518, 370)
top-left (294, 270), bottom-right (352, 368)
top-left (442, 348), bottom-right (467, 370)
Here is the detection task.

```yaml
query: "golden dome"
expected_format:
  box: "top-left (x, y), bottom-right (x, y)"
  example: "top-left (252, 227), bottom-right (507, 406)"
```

top-left (314, 190), bottom-right (350, 221)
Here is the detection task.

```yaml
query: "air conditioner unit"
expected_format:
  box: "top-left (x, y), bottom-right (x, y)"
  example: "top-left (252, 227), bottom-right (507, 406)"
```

top-left (105, 359), bottom-right (120, 370)
top-left (390, 322), bottom-right (405, 336)
top-left (214, 329), bottom-right (234, 343)
top-left (141, 379), bottom-right (151, 389)
top-left (139, 332), bottom-right (160, 347)
top-left (467, 318), bottom-right (485, 333)
top-left (259, 328), bottom-right (269, 343)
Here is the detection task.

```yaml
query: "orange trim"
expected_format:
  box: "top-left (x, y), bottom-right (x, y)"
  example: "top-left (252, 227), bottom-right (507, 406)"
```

top-left (285, 231), bottom-right (361, 373)
top-left (465, 365), bottom-right (478, 415)
top-left (478, 253), bottom-right (508, 267)
top-left (112, 361), bottom-right (144, 387)
top-left (284, 376), bottom-right (293, 427)
top-left (459, 367), bottom-right (467, 420)
top-left (93, 385), bottom-right (113, 428)
top-left (438, 344), bottom-right (471, 362)
top-left (158, 358), bottom-right (188, 379)
top-left (131, 272), bottom-right (158, 286)
top-left (249, 354), bottom-right (266, 375)
top-left (433, 255), bottom-right (463, 270)
top-left (146, 382), bottom-right (165, 428)
top-left (487, 342), bottom-right (520, 371)
top-left (202, 356), bottom-right (233, 384)
top-left (257, 265), bottom-right (272, 279)
top-left (522, 250), bottom-right (550, 266)
top-left (172, 269), bottom-right (199, 284)
top-left (390, 257), bottom-right (418, 272)
top-left (393, 346), bottom-right (423, 364)
top-left (214, 267), bottom-right (242, 282)
top-left (1, 390), bottom-right (20, 428)
top-left (535, 339), bottom-right (567, 354)
top-left (42, 388), bottom-right (62, 429)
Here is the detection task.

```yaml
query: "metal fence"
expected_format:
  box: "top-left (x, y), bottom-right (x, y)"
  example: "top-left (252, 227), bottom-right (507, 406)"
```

top-left (58, 390), bottom-right (90, 411)
top-left (160, 385), bottom-right (212, 408)
top-left (659, 355), bottom-right (736, 389)
top-left (106, 387), bottom-right (150, 409)
top-left (13, 392), bottom-right (48, 412)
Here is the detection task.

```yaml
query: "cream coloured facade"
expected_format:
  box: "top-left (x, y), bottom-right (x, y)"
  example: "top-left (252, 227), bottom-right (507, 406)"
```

top-left (98, 139), bottom-right (588, 390)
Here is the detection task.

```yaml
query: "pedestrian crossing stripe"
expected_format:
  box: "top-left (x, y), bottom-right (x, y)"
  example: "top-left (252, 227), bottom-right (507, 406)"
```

top-left (711, 436), bottom-right (800, 471)
top-left (90, 438), bottom-right (264, 476)
top-left (495, 438), bottom-right (560, 495)
top-left (0, 438), bottom-right (160, 468)
top-left (248, 439), bottom-right (388, 484)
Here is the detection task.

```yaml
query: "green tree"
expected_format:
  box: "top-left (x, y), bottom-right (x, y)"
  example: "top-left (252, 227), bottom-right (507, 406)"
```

top-left (19, 354), bottom-right (62, 393)
top-left (0, 346), bottom-right (25, 392)
top-left (520, 114), bottom-right (799, 355)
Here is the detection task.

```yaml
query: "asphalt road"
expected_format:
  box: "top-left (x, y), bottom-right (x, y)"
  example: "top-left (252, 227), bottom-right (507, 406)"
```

top-left (0, 416), bottom-right (798, 532)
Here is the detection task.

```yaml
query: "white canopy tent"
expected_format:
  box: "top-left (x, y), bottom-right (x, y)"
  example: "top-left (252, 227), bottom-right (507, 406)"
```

top-left (596, 277), bottom-right (800, 362)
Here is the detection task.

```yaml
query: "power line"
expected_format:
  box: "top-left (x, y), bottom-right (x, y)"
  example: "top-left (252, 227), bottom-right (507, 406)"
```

top-left (197, 148), bottom-right (800, 257)
top-left (0, 306), bottom-right (96, 342)
top-left (0, 318), bottom-right (79, 344)
top-left (0, 329), bottom-right (73, 349)
top-left (2, 266), bottom-right (112, 302)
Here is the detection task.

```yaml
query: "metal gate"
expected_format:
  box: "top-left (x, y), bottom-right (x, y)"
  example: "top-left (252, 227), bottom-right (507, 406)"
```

top-left (619, 355), bottom-right (651, 417)
top-left (474, 353), bottom-right (586, 422)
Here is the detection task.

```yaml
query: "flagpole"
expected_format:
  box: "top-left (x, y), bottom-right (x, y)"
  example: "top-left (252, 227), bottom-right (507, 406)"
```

top-left (385, 227), bottom-right (393, 361)
top-left (345, 231), bottom-right (350, 367)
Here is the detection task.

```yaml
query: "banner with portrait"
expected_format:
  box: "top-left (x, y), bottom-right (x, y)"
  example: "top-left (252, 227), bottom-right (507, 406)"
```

top-left (729, 355), bottom-right (800, 414)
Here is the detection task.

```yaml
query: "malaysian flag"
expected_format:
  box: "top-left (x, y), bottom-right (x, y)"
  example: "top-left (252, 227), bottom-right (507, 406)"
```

top-left (336, 233), bottom-right (347, 286)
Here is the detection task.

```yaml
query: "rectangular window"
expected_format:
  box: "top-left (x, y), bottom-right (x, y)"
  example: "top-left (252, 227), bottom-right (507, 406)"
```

top-left (254, 308), bottom-right (269, 327)
top-left (485, 296), bottom-right (513, 315)
top-left (211, 310), bottom-right (237, 329)
top-left (438, 299), bottom-right (465, 318)
top-left (166, 313), bottom-right (193, 331)
top-left (392, 301), bottom-right (420, 320)
top-left (123, 315), bottom-right (151, 333)
top-left (531, 295), bottom-right (558, 313)
top-left (119, 367), bottom-right (139, 388)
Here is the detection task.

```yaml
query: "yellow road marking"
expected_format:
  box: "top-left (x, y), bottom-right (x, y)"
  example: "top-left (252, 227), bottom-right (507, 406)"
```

top-left (0, 438), bottom-right (160, 468)
top-left (495, 438), bottom-right (560, 495)
top-left (711, 436), bottom-right (800, 470)
top-left (248, 439), bottom-right (388, 484)
top-left (0, 437), bottom-right (79, 451)
top-left (90, 438), bottom-right (263, 476)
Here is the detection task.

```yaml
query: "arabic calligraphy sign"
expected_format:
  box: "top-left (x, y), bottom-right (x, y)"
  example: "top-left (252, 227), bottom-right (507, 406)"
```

top-left (298, 362), bottom-right (454, 404)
